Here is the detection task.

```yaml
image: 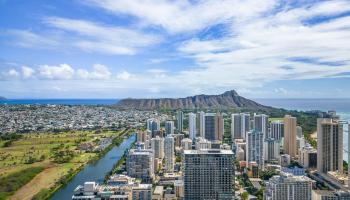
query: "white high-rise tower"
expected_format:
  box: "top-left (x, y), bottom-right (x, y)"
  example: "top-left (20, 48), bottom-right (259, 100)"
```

top-left (164, 135), bottom-right (175, 173)
top-left (188, 113), bottom-right (197, 140)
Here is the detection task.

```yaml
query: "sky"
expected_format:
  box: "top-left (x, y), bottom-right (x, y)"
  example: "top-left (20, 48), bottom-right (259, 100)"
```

top-left (0, 0), bottom-right (350, 99)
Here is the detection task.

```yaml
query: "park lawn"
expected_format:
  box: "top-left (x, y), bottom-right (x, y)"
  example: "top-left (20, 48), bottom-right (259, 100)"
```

top-left (0, 130), bottom-right (122, 200)
top-left (9, 163), bottom-right (76, 200)
top-left (268, 117), bottom-right (283, 122)
top-left (0, 141), bottom-right (5, 148)
top-left (0, 166), bottom-right (44, 200)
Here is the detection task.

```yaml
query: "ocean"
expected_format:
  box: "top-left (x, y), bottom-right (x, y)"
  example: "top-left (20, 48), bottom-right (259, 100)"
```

top-left (255, 98), bottom-right (350, 162)
top-left (0, 99), bottom-right (119, 105)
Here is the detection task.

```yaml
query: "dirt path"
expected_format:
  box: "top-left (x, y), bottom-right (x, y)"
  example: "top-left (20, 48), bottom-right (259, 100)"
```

top-left (9, 164), bottom-right (65, 200)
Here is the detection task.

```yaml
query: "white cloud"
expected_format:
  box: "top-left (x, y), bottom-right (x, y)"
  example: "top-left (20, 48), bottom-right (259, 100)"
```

top-left (4, 17), bottom-right (159, 55)
top-left (43, 17), bottom-right (159, 55)
top-left (2, 0), bottom-right (350, 98)
top-left (149, 58), bottom-right (167, 64)
top-left (77, 64), bottom-right (111, 80)
top-left (4, 30), bottom-right (59, 48)
top-left (8, 69), bottom-right (20, 78)
top-left (21, 66), bottom-right (35, 79)
top-left (116, 70), bottom-right (131, 80)
top-left (1, 69), bottom-right (20, 80)
top-left (39, 64), bottom-right (75, 80)
top-left (174, 0), bottom-right (350, 91)
top-left (83, 0), bottom-right (275, 33)
top-left (274, 88), bottom-right (288, 95)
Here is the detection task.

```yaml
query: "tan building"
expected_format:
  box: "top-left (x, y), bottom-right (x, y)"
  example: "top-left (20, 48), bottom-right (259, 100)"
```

top-left (317, 118), bottom-right (343, 174)
top-left (214, 112), bottom-right (224, 141)
top-left (137, 131), bottom-right (147, 143)
top-left (174, 180), bottom-right (184, 199)
top-left (299, 144), bottom-right (317, 169)
top-left (284, 115), bottom-right (297, 158)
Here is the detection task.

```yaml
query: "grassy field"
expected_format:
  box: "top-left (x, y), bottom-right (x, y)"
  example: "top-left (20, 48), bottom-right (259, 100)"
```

top-left (0, 130), bottom-right (123, 200)
top-left (268, 117), bottom-right (283, 122)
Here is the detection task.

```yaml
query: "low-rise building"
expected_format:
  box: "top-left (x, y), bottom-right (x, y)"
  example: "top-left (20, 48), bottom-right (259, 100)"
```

top-left (312, 190), bottom-right (350, 200)
top-left (264, 172), bottom-right (314, 200)
top-left (132, 183), bottom-right (152, 200)
top-left (181, 138), bottom-right (192, 150)
top-left (280, 154), bottom-right (291, 167)
top-left (299, 144), bottom-right (317, 169)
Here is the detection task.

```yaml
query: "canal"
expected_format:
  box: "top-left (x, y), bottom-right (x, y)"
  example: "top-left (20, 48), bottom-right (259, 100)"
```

top-left (50, 135), bottom-right (135, 200)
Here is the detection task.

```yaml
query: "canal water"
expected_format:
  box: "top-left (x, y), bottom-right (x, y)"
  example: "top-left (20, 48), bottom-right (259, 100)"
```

top-left (50, 135), bottom-right (135, 200)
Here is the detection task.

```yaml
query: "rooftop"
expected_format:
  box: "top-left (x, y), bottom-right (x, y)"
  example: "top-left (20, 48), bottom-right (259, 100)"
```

top-left (184, 149), bottom-right (233, 155)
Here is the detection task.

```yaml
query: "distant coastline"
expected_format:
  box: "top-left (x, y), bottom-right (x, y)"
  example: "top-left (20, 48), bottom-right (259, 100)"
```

top-left (254, 98), bottom-right (350, 112)
top-left (1, 98), bottom-right (349, 111)
top-left (0, 99), bottom-right (119, 105)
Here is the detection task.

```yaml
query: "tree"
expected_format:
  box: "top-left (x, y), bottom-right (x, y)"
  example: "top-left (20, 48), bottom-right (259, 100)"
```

top-left (241, 192), bottom-right (249, 200)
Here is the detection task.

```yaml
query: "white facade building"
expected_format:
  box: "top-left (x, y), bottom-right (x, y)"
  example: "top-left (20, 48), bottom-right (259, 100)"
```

top-left (164, 135), bottom-right (175, 173)
top-left (188, 112), bottom-right (197, 140)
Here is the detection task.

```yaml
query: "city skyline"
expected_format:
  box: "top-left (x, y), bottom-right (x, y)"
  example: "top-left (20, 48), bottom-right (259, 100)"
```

top-left (1, 0), bottom-right (350, 98)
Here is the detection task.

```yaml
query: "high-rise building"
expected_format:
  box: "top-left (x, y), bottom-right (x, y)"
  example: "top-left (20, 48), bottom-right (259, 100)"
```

top-left (284, 115), bottom-right (297, 158)
top-left (146, 119), bottom-right (153, 131)
top-left (173, 133), bottom-right (184, 148)
top-left (176, 110), bottom-right (184, 133)
top-left (236, 147), bottom-right (245, 161)
top-left (296, 136), bottom-right (306, 151)
top-left (137, 131), bottom-right (147, 143)
top-left (254, 114), bottom-right (269, 138)
top-left (299, 144), bottom-right (317, 169)
top-left (145, 130), bottom-right (152, 149)
top-left (264, 138), bottom-right (280, 161)
top-left (234, 139), bottom-right (246, 161)
top-left (297, 126), bottom-right (303, 138)
top-left (264, 172), bottom-right (313, 200)
top-left (246, 130), bottom-right (264, 167)
top-left (165, 121), bottom-right (174, 136)
top-left (231, 113), bottom-right (250, 140)
top-left (202, 112), bottom-right (224, 141)
top-left (204, 113), bottom-right (216, 141)
top-left (270, 121), bottom-right (284, 141)
top-left (147, 119), bottom-right (160, 137)
top-left (183, 149), bottom-right (234, 200)
top-left (164, 135), bottom-right (175, 173)
top-left (214, 112), bottom-right (224, 141)
top-left (199, 111), bottom-right (205, 138)
top-left (127, 149), bottom-right (154, 183)
top-left (151, 136), bottom-right (164, 159)
top-left (317, 118), bottom-right (343, 174)
top-left (188, 113), bottom-right (197, 140)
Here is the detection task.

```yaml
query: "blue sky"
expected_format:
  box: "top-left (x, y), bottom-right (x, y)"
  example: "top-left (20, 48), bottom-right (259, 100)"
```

top-left (0, 0), bottom-right (350, 99)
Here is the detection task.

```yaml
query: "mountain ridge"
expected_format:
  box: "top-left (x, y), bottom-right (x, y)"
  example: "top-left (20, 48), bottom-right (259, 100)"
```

top-left (115, 90), bottom-right (274, 110)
